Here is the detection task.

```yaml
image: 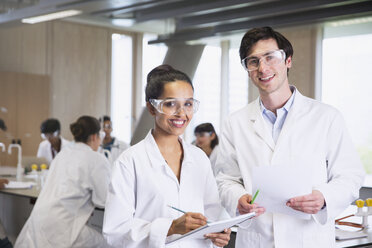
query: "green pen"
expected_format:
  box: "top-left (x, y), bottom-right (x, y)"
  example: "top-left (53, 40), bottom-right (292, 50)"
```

top-left (250, 189), bottom-right (260, 204)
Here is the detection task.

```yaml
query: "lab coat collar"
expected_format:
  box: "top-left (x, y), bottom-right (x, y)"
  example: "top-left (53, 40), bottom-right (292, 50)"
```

top-left (72, 142), bottom-right (94, 151)
top-left (144, 130), bottom-right (194, 169)
top-left (250, 85), bottom-right (303, 151)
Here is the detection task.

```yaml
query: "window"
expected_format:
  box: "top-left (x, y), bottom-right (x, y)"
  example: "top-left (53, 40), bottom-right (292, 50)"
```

top-left (111, 33), bottom-right (133, 143)
top-left (322, 19), bottom-right (372, 174)
top-left (229, 48), bottom-right (248, 113)
top-left (142, 34), bottom-right (168, 105)
top-left (191, 45), bottom-right (222, 138)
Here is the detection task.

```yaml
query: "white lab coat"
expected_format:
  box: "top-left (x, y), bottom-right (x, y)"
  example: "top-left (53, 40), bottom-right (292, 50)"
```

top-left (209, 145), bottom-right (219, 176)
top-left (216, 90), bottom-right (365, 248)
top-left (99, 138), bottom-right (129, 163)
top-left (15, 143), bottom-right (111, 248)
top-left (36, 137), bottom-right (71, 164)
top-left (103, 131), bottom-right (224, 248)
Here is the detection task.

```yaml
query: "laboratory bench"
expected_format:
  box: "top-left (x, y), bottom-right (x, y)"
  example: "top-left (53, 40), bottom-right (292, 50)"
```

top-left (1, 166), bottom-right (372, 247)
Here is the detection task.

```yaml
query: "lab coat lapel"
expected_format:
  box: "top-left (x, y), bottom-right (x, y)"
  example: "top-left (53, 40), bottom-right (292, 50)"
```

top-left (250, 99), bottom-right (275, 151)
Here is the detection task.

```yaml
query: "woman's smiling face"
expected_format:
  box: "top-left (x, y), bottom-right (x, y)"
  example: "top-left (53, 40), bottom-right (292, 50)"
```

top-left (150, 80), bottom-right (194, 137)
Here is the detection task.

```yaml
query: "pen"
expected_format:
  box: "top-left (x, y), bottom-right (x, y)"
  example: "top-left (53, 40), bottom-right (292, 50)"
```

top-left (250, 189), bottom-right (260, 204)
top-left (167, 205), bottom-right (211, 223)
top-left (167, 205), bottom-right (186, 214)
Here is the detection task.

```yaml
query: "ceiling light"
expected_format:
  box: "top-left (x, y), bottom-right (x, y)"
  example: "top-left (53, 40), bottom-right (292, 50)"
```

top-left (22, 10), bottom-right (82, 24)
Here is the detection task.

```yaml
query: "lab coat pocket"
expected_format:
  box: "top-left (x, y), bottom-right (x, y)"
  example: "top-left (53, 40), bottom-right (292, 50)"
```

top-left (236, 226), bottom-right (262, 248)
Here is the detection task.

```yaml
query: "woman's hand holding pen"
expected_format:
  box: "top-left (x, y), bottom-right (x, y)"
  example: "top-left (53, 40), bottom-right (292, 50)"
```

top-left (167, 212), bottom-right (207, 236)
top-left (238, 194), bottom-right (265, 217)
top-left (205, 228), bottom-right (231, 247)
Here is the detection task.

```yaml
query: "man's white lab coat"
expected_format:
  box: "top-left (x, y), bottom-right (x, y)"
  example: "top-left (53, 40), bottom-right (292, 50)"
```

top-left (216, 90), bottom-right (365, 248)
top-left (99, 138), bottom-right (129, 164)
top-left (103, 131), bottom-right (224, 248)
top-left (15, 143), bottom-right (111, 248)
top-left (36, 137), bottom-right (71, 164)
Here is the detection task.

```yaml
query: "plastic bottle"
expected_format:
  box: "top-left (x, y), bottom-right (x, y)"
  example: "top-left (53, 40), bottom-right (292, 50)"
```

top-left (30, 164), bottom-right (40, 188)
top-left (40, 163), bottom-right (48, 188)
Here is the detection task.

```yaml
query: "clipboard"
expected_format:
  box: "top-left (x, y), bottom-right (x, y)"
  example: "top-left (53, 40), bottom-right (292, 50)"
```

top-left (166, 212), bottom-right (255, 245)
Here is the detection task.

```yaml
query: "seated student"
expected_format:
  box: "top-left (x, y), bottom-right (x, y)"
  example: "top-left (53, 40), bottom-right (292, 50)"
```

top-left (0, 179), bottom-right (12, 248)
top-left (99, 115), bottom-right (129, 162)
top-left (103, 65), bottom-right (231, 248)
top-left (16, 116), bottom-right (111, 248)
top-left (194, 123), bottom-right (220, 176)
top-left (36, 118), bottom-right (70, 164)
top-left (0, 120), bottom-right (12, 247)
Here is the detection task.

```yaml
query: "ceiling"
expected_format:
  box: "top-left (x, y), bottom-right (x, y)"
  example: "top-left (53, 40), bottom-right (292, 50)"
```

top-left (1, 0), bottom-right (372, 44)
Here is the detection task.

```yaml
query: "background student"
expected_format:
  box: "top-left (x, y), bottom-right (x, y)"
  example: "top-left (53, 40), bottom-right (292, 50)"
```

top-left (16, 116), bottom-right (111, 248)
top-left (194, 122), bottom-right (219, 176)
top-left (36, 118), bottom-right (70, 164)
top-left (99, 115), bottom-right (129, 162)
top-left (103, 65), bottom-right (230, 248)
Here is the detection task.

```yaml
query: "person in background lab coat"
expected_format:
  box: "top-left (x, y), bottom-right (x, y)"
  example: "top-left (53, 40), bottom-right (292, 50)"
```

top-left (36, 118), bottom-right (71, 164)
top-left (16, 116), bottom-right (111, 248)
top-left (194, 123), bottom-right (220, 176)
top-left (99, 115), bottom-right (129, 162)
top-left (216, 26), bottom-right (365, 248)
top-left (103, 65), bottom-right (231, 248)
top-left (0, 119), bottom-right (12, 248)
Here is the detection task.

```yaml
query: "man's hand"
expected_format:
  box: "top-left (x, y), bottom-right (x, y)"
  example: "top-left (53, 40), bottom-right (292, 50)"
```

top-left (0, 179), bottom-right (9, 189)
top-left (205, 228), bottom-right (231, 247)
top-left (286, 190), bottom-right (325, 214)
top-left (237, 194), bottom-right (265, 216)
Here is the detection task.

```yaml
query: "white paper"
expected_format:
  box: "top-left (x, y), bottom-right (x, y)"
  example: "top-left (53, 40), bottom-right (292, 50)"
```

top-left (166, 212), bottom-right (255, 245)
top-left (4, 181), bottom-right (36, 189)
top-left (252, 165), bottom-right (312, 219)
top-left (335, 228), bottom-right (367, 241)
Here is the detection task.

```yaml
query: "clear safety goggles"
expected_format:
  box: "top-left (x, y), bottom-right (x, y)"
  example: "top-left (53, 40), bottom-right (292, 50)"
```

top-left (103, 123), bottom-right (112, 129)
top-left (41, 131), bottom-right (59, 140)
top-left (241, 49), bottom-right (286, 72)
top-left (149, 98), bottom-right (200, 116)
top-left (195, 131), bottom-right (212, 138)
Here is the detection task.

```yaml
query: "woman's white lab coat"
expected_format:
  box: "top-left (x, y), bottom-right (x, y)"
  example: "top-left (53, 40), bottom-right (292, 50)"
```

top-left (15, 143), bottom-right (111, 248)
top-left (209, 145), bottom-right (219, 176)
top-left (36, 137), bottom-right (71, 164)
top-left (103, 131), bottom-right (224, 248)
top-left (216, 90), bottom-right (365, 248)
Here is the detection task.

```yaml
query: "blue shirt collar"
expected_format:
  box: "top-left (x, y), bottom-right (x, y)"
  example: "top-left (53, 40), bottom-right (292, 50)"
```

top-left (260, 85), bottom-right (296, 115)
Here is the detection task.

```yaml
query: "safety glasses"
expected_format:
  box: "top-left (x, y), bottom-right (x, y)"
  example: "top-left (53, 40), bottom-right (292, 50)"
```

top-left (149, 98), bottom-right (200, 116)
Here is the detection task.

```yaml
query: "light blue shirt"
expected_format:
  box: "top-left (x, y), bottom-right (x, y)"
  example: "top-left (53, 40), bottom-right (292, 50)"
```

top-left (260, 86), bottom-right (296, 143)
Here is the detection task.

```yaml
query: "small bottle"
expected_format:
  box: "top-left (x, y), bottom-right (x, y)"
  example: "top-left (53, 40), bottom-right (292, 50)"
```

top-left (40, 164), bottom-right (48, 188)
top-left (30, 164), bottom-right (40, 188)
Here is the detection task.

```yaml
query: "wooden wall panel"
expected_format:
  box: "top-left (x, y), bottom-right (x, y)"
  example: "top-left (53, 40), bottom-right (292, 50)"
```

top-left (0, 71), bottom-right (49, 166)
top-left (0, 23), bottom-right (47, 75)
top-left (0, 72), bottom-right (18, 166)
top-left (16, 72), bottom-right (50, 156)
top-left (51, 21), bottom-right (111, 139)
top-left (280, 25), bottom-right (317, 99)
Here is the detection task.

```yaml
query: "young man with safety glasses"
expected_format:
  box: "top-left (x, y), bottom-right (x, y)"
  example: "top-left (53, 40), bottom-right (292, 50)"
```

top-left (216, 26), bottom-right (365, 248)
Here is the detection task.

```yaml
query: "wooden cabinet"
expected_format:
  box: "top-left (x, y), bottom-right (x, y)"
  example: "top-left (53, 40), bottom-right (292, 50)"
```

top-left (0, 71), bottom-right (49, 166)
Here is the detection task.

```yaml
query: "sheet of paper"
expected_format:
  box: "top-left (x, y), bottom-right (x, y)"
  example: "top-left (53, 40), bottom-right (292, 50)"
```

top-left (335, 228), bottom-right (367, 241)
top-left (252, 165), bottom-right (312, 219)
top-left (166, 212), bottom-right (255, 245)
top-left (4, 181), bottom-right (36, 189)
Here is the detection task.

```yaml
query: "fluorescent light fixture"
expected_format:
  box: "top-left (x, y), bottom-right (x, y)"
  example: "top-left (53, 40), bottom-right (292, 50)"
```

top-left (22, 10), bottom-right (82, 24)
top-left (329, 16), bottom-right (372, 27)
